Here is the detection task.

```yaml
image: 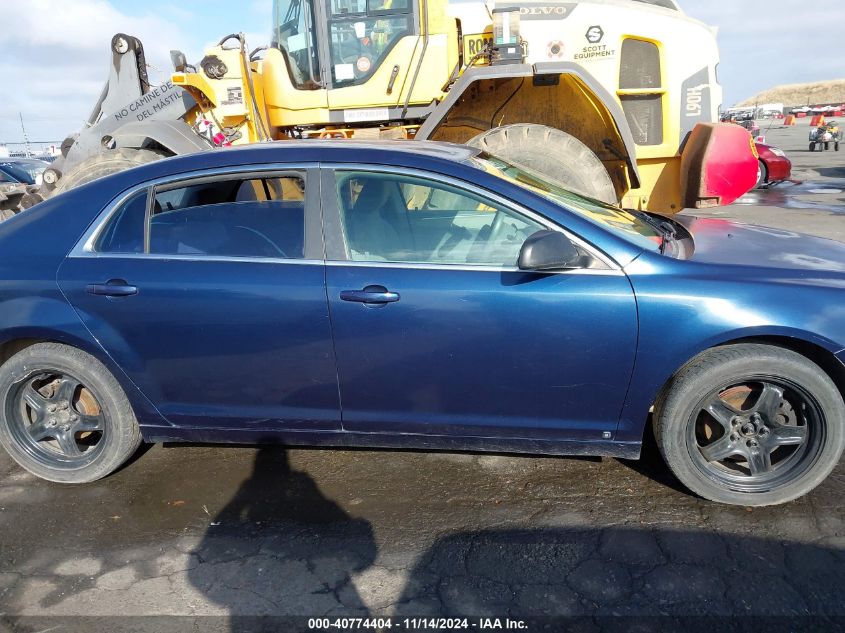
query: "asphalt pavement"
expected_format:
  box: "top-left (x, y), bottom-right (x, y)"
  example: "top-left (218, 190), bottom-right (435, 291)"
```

top-left (1, 119), bottom-right (844, 632)
top-left (690, 118), bottom-right (845, 242)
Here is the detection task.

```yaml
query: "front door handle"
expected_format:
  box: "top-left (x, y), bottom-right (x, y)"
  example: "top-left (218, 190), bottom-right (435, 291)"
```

top-left (86, 279), bottom-right (138, 297)
top-left (340, 285), bottom-right (400, 305)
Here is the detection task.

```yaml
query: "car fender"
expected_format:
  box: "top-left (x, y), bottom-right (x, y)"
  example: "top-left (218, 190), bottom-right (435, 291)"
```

top-left (0, 294), bottom-right (172, 429)
top-left (617, 257), bottom-right (845, 442)
top-left (618, 324), bottom-right (845, 443)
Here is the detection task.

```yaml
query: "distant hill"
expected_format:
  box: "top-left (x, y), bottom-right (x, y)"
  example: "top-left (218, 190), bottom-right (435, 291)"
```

top-left (738, 79), bottom-right (845, 107)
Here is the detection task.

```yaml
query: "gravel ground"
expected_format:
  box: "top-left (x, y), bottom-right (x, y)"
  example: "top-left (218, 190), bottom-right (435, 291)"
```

top-left (1, 119), bottom-right (844, 632)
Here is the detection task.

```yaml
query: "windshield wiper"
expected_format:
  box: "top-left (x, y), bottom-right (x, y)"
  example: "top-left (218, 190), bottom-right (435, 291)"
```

top-left (629, 210), bottom-right (678, 255)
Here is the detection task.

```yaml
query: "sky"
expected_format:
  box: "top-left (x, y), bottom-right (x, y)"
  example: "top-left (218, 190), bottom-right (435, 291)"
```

top-left (0, 0), bottom-right (842, 145)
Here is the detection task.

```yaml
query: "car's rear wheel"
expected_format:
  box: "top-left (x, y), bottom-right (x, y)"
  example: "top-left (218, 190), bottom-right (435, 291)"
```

top-left (654, 344), bottom-right (844, 506)
top-left (0, 343), bottom-right (141, 483)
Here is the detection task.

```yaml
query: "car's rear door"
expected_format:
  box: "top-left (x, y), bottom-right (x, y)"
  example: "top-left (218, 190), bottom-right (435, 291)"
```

top-left (57, 165), bottom-right (341, 432)
top-left (321, 165), bottom-right (639, 442)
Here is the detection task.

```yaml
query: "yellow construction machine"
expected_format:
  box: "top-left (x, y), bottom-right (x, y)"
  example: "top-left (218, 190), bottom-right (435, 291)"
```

top-left (26, 0), bottom-right (758, 215)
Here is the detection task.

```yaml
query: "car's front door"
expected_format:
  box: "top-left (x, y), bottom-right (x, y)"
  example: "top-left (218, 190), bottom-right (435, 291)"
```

top-left (322, 166), bottom-right (639, 442)
top-left (57, 166), bottom-right (341, 431)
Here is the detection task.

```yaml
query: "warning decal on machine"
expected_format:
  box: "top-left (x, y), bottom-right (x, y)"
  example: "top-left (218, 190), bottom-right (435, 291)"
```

top-left (222, 86), bottom-right (244, 106)
top-left (113, 81), bottom-right (185, 123)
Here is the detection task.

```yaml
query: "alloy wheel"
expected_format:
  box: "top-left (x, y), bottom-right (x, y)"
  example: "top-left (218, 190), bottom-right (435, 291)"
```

top-left (6, 371), bottom-right (107, 468)
top-left (687, 378), bottom-right (823, 493)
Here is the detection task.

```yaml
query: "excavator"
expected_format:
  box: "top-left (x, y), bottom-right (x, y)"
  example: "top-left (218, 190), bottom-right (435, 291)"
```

top-left (15, 0), bottom-right (758, 216)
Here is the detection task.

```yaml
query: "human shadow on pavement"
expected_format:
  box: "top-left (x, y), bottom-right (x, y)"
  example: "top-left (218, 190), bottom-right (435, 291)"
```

top-left (187, 446), bottom-right (377, 630)
top-left (392, 524), bottom-right (845, 631)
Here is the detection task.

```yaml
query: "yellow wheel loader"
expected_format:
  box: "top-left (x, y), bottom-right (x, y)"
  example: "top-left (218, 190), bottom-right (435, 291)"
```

top-left (22, 0), bottom-right (758, 216)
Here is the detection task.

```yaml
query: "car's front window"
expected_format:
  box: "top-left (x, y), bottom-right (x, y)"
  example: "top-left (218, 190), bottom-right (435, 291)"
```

top-left (334, 170), bottom-right (545, 266)
top-left (469, 153), bottom-right (665, 254)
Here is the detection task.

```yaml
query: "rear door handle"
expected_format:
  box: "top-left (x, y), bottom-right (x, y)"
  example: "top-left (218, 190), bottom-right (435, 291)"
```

top-left (86, 280), bottom-right (138, 297)
top-left (340, 285), bottom-right (400, 304)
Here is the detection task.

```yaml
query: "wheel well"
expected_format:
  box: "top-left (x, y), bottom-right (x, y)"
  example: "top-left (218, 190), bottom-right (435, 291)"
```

top-left (733, 337), bottom-right (845, 401)
top-left (421, 70), bottom-right (636, 199)
top-left (0, 339), bottom-right (51, 367)
top-left (653, 336), bottom-right (845, 417)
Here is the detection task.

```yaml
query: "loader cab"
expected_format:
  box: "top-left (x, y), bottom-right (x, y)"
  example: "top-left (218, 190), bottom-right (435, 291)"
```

top-left (266, 0), bottom-right (457, 128)
top-left (273, 0), bottom-right (323, 88)
top-left (326, 0), bottom-right (416, 86)
top-left (272, 0), bottom-right (417, 89)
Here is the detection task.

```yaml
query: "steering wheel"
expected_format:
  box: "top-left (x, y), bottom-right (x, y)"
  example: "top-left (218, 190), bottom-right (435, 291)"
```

top-left (477, 210), bottom-right (508, 261)
top-left (231, 226), bottom-right (288, 258)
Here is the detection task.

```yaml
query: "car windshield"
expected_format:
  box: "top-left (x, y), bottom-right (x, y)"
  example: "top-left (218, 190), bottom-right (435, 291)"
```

top-left (0, 163), bottom-right (33, 184)
top-left (469, 153), bottom-right (665, 253)
top-left (0, 160), bottom-right (47, 185)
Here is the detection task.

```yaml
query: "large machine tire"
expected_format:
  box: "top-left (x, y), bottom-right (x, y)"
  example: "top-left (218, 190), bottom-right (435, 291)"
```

top-left (48, 148), bottom-right (169, 199)
top-left (468, 124), bottom-right (618, 204)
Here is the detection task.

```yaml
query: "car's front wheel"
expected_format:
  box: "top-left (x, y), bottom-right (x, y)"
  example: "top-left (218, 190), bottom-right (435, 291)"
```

top-left (755, 160), bottom-right (768, 188)
top-left (0, 343), bottom-right (142, 483)
top-left (655, 344), bottom-right (844, 506)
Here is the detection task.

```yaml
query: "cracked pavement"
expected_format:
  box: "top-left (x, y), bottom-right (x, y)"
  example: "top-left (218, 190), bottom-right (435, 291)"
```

top-left (1, 122), bottom-right (844, 631)
top-left (0, 438), bottom-right (843, 630)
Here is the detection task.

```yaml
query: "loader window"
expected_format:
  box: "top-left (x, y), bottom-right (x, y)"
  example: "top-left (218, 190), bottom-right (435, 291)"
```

top-left (328, 0), bottom-right (414, 86)
top-left (618, 39), bottom-right (665, 146)
top-left (273, 0), bottom-right (322, 88)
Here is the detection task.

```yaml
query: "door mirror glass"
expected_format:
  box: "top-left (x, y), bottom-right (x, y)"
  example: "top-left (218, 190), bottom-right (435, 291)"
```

top-left (518, 230), bottom-right (583, 271)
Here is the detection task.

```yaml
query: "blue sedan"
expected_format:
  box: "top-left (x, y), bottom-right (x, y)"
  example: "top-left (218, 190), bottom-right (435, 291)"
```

top-left (0, 141), bottom-right (842, 506)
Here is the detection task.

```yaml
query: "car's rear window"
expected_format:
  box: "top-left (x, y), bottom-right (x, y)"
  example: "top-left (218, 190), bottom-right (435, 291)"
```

top-left (94, 174), bottom-right (308, 260)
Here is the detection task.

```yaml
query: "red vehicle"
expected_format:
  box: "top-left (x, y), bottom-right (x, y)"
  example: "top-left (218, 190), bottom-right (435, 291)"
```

top-left (755, 142), bottom-right (792, 188)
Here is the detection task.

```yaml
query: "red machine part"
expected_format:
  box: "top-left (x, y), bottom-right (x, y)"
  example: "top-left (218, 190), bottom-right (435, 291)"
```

top-left (680, 123), bottom-right (758, 209)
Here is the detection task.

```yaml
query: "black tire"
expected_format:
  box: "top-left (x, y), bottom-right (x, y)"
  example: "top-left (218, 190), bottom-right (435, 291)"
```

top-left (47, 148), bottom-right (168, 200)
top-left (654, 344), bottom-right (845, 506)
top-left (809, 143), bottom-right (816, 152)
top-left (836, 142), bottom-right (840, 152)
top-left (0, 343), bottom-right (141, 483)
top-left (755, 160), bottom-right (768, 188)
top-left (824, 142), bottom-right (830, 151)
top-left (468, 124), bottom-right (618, 204)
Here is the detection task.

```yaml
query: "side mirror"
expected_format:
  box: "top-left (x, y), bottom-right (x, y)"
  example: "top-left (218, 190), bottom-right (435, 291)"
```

top-left (518, 230), bottom-right (583, 271)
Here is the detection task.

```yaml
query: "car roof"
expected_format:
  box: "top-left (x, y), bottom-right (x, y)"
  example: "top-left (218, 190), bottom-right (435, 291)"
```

top-left (216, 139), bottom-right (480, 162)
